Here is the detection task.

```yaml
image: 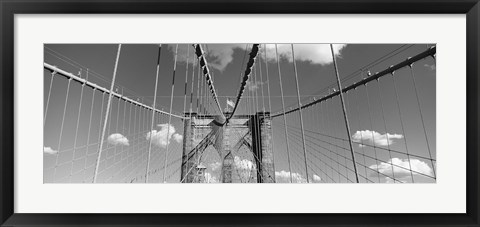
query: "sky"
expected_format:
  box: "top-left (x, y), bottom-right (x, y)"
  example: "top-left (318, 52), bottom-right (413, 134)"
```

top-left (43, 43), bottom-right (436, 183)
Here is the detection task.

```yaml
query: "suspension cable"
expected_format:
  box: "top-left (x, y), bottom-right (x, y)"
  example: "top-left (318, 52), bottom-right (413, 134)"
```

top-left (68, 69), bottom-right (87, 182)
top-left (346, 85), bottom-right (369, 182)
top-left (44, 71), bottom-right (56, 126)
top-left (146, 44), bottom-right (162, 183)
top-left (228, 44), bottom-right (260, 121)
top-left (163, 44), bottom-right (179, 183)
top-left (375, 77), bottom-right (397, 182)
top-left (330, 44), bottom-right (360, 183)
top-left (408, 63), bottom-right (436, 177)
top-left (271, 46), bottom-right (436, 118)
top-left (53, 78), bottom-right (72, 182)
top-left (275, 44), bottom-right (293, 183)
top-left (93, 44), bottom-right (122, 183)
top-left (291, 44), bottom-right (310, 183)
top-left (364, 82), bottom-right (381, 182)
top-left (183, 45), bottom-right (190, 118)
top-left (43, 63), bottom-right (185, 119)
top-left (192, 44), bottom-right (225, 122)
top-left (391, 70), bottom-right (415, 183)
top-left (264, 44), bottom-right (275, 180)
top-left (83, 88), bottom-right (96, 182)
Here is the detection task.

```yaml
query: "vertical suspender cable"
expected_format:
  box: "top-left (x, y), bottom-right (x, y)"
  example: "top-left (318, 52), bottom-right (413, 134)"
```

top-left (199, 67), bottom-right (204, 119)
top-left (53, 78), bottom-right (72, 182)
top-left (190, 51), bottom-right (197, 116)
top-left (93, 92), bottom-right (106, 182)
top-left (44, 71), bottom-right (56, 126)
top-left (291, 44), bottom-right (310, 183)
top-left (375, 78), bottom-right (397, 182)
top-left (127, 100), bottom-right (132, 164)
top-left (83, 88), bottom-right (96, 182)
top-left (349, 84), bottom-right (369, 181)
top-left (146, 44), bottom-right (162, 183)
top-left (259, 50), bottom-right (266, 114)
top-left (275, 45), bottom-right (293, 183)
top-left (93, 44), bottom-right (122, 183)
top-left (183, 45), bottom-right (190, 118)
top-left (193, 60), bottom-right (201, 171)
top-left (329, 44), bottom-right (360, 183)
top-left (364, 83), bottom-right (381, 182)
top-left (264, 44), bottom-right (275, 178)
top-left (163, 44), bottom-right (179, 183)
top-left (253, 65), bottom-right (263, 181)
top-left (69, 69), bottom-right (87, 181)
top-left (132, 102), bottom-right (137, 170)
top-left (408, 64), bottom-right (435, 177)
top-left (121, 89), bottom-right (127, 173)
top-left (112, 90), bottom-right (121, 182)
top-left (391, 70), bottom-right (415, 182)
top-left (196, 57), bottom-right (201, 117)
top-left (252, 65), bottom-right (259, 175)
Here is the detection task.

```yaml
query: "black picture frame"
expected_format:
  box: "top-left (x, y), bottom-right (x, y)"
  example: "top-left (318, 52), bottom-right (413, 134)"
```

top-left (1, 0), bottom-right (479, 226)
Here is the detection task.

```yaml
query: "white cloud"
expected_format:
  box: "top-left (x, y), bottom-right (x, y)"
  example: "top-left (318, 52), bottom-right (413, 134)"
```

top-left (275, 170), bottom-right (308, 183)
top-left (352, 130), bottom-right (403, 147)
top-left (170, 44), bottom-right (245, 71)
top-left (246, 80), bottom-right (264, 91)
top-left (203, 44), bottom-right (246, 71)
top-left (233, 156), bottom-right (257, 182)
top-left (171, 44), bottom-right (346, 71)
top-left (146, 124), bottom-right (180, 148)
top-left (263, 44), bottom-right (347, 65)
top-left (369, 158), bottom-right (434, 180)
top-left (107, 133), bottom-right (129, 146)
top-left (234, 156), bottom-right (255, 170)
top-left (275, 171), bottom-right (322, 183)
top-left (43, 147), bottom-right (58, 155)
top-left (205, 172), bottom-right (219, 183)
top-left (210, 161), bottom-right (222, 171)
top-left (173, 133), bottom-right (183, 143)
top-left (424, 63), bottom-right (436, 71)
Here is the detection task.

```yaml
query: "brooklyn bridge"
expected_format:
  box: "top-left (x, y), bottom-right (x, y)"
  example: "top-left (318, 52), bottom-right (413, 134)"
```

top-left (43, 43), bottom-right (436, 183)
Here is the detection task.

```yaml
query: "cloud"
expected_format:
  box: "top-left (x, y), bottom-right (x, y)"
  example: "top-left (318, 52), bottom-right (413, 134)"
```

top-left (170, 44), bottom-right (346, 71)
top-left (369, 158), bottom-right (434, 180)
top-left (173, 133), bottom-right (183, 143)
top-left (424, 63), bottom-right (436, 71)
top-left (107, 133), bottom-right (129, 146)
top-left (275, 171), bottom-right (322, 183)
top-left (205, 172), bottom-right (219, 183)
top-left (43, 147), bottom-right (58, 155)
top-left (169, 44), bottom-right (245, 71)
top-left (209, 156), bottom-right (255, 172)
top-left (146, 124), bottom-right (180, 148)
top-left (275, 170), bottom-right (308, 183)
top-left (246, 80), bottom-right (265, 91)
top-left (233, 156), bottom-right (257, 182)
top-left (203, 44), bottom-right (246, 71)
top-left (234, 156), bottom-right (255, 170)
top-left (210, 161), bottom-right (222, 171)
top-left (263, 44), bottom-right (347, 65)
top-left (352, 130), bottom-right (403, 147)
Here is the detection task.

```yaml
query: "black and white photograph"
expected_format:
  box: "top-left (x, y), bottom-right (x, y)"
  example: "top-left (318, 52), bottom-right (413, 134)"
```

top-left (43, 43), bottom-right (436, 184)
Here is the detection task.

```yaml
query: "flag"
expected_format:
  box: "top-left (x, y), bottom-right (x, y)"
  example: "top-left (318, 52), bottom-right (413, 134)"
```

top-left (227, 98), bottom-right (235, 108)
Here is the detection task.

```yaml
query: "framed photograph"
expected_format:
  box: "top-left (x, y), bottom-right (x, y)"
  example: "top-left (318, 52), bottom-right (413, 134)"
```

top-left (1, 0), bottom-right (479, 226)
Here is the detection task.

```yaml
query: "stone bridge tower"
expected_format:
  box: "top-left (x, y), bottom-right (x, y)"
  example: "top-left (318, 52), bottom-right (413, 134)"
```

top-left (180, 112), bottom-right (275, 183)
